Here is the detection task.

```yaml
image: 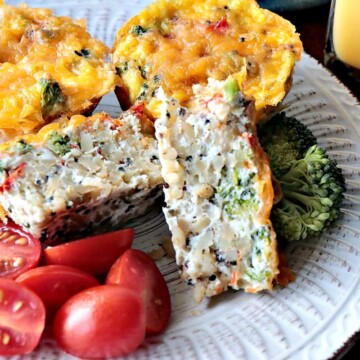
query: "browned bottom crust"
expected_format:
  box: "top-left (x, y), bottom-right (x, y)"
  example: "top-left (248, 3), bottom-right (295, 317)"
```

top-left (114, 86), bottom-right (132, 111)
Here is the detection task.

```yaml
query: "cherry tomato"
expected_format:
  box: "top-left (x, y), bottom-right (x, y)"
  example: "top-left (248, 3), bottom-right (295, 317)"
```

top-left (54, 285), bottom-right (145, 358)
top-left (16, 265), bottom-right (99, 322)
top-left (106, 249), bottom-right (171, 334)
top-left (0, 221), bottom-right (41, 279)
top-left (43, 228), bottom-right (134, 275)
top-left (0, 278), bottom-right (45, 356)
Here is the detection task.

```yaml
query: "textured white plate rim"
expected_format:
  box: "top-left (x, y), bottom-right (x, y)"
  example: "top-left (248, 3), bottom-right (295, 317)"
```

top-left (281, 53), bottom-right (360, 359)
top-left (2, 1), bottom-right (360, 360)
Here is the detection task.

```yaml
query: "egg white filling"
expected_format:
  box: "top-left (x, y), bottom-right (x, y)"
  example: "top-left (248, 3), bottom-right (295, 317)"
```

top-left (155, 79), bottom-right (277, 300)
top-left (0, 113), bottom-right (162, 242)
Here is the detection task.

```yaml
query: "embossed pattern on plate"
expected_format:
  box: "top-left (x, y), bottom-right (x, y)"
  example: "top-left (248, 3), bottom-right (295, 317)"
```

top-left (3, 1), bottom-right (360, 359)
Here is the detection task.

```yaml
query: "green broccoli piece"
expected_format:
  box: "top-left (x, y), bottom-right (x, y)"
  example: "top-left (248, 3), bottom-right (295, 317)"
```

top-left (14, 139), bottom-right (33, 154)
top-left (258, 113), bottom-right (346, 242)
top-left (258, 112), bottom-right (317, 178)
top-left (40, 78), bottom-right (66, 118)
top-left (272, 145), bottom-right (345, 241)
top-left (219, 169), bottom-right (259, 220)
top-left (48, 131), bottom-right (71, 156)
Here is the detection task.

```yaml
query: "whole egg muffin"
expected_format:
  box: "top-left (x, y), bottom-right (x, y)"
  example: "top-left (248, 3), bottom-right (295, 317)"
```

top-left (112, 0), bottom-right (302, 120)
top-left (0, 2), bottom-right (115, 141)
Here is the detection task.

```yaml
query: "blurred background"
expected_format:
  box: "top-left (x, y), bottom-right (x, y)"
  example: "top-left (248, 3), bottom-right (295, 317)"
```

top-left (259, 0), bottom-right (360, 101)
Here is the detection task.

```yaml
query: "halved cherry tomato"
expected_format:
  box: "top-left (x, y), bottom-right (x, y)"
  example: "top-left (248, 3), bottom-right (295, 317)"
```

top-left (0, 221), bottom-right (41, 279)
top-left (16, 265), bottom-right (99, 323)
top-left (43, 228), bottom-right (134, 275)
top-left (54, 285), bottom-right (145, 358)
top-left (0, 278), bottom-right (45, 355)
top-left (106, 249), bottom-right (171, 335)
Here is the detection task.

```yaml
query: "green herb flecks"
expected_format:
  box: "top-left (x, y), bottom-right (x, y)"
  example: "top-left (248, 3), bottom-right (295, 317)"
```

top-left (130, 25), bottom-right (148, 36)
top-left (137, 83), bottom-right (149, 100)
top-left (115, 62), bottom-right (128, 76)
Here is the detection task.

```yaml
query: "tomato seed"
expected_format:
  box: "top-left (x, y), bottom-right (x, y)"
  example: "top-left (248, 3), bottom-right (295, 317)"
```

top-left (0, 289), bottom-right (4, 302)
top-left (2, 234), bottom-right (18, 243)
top-left (12, 257), bottom-right (24, 267)
top-left (15, 237), bottom-right (28, 246)
top-left (1, 332), bottom-right (10, 345)
top-left (0, 231), bottom-right (10, 240)
top-left (13, 300), bottom-right (23, 312)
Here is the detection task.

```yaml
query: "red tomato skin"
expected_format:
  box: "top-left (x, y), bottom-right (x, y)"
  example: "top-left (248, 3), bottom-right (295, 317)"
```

top-left (0, 278), bottom-right (45, 356)
top-left (15, 265), bottom-right (99, 322)
top-left (43, 228), bottom-right (134, 275)
top-left (53, 285), bottom-right (145, 358)
top-left (0, 221), bottom-right (41, 279)
top-left (106, 249), bottom-right (171, 335)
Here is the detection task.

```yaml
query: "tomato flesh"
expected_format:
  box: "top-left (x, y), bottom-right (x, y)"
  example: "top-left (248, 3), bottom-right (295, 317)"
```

top-left (16, 265), bottom-right (99, 323)
top-left (0, 278), bottom-right (45, 355)
top-left (54, 285), bottom-right (145, 358)
top-left (0, 221), bottom-right (41, 279)
top-left (43, 228), bottom-right (134, 275)
top-left (106, 249), bottom-right (171, 334)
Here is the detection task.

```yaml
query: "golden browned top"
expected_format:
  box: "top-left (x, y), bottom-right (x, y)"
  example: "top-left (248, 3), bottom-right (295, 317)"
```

top-left (0, 2), bottom-right (115, 141)
top-left (112, 0), bottom-right (302, 114)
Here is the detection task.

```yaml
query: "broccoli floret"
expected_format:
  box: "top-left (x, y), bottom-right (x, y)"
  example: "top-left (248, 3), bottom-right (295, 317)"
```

top-left (272, 144), bottom-right (345, 242)
top-left (258, 113), bottom-right (345, 242)
top-left (258, 112), bottom-right (317, 178)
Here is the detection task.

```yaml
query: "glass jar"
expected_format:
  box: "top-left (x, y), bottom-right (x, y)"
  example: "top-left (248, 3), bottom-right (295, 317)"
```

top-left (324, 0), bottom-right (360, 97)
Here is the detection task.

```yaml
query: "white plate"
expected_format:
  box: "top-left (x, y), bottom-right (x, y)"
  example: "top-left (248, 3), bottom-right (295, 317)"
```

top-left (3, 1), bottom-right (360, 359)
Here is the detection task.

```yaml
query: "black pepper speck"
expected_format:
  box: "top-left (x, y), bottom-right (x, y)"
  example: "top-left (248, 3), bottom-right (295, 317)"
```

top-left (177, 107), bottom-right (186, 116)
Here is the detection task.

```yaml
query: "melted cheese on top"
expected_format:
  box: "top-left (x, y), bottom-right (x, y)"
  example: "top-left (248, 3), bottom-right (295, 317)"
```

top-left (0, 2), bottom-right (115, 141)
top-left (113, 0), bottom-right (302, 112)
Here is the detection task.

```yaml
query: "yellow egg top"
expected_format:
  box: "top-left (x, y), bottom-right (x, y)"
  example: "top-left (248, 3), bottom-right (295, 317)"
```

top-left (112, 0), bottom-right (302, 113)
